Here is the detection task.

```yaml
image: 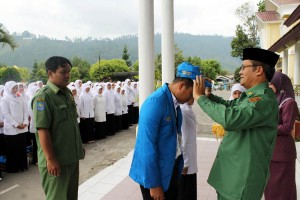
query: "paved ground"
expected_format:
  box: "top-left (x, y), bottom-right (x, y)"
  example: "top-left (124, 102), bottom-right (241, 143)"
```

top-left (0, 125), bottom-right (138, 200)
top-left (5, 90), bottom-right (298, 200)
top-left (0, 90), bottom-right (229, 200)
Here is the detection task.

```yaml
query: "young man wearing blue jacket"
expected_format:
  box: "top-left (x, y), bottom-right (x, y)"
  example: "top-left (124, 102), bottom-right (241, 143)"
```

top-left (129, 62), bottom-right (201, 200)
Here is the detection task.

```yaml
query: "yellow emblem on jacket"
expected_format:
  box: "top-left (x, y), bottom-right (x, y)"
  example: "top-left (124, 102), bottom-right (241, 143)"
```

top-left (249, 96), bottom-right (261, 103)
top-left (165, 116), bottom-right (171, 121)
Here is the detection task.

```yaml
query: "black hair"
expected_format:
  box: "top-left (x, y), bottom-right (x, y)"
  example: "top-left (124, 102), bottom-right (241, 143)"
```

top-left (45, 56), bottom-right (72, 73)
top-left (251, 60), bottom-right (274, 81)
top-left (172, 77), bottom-right (194, 88)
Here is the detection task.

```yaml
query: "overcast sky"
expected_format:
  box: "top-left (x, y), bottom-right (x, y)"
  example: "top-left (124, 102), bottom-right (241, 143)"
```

top-left (1, 0), bottom-right (260, 40)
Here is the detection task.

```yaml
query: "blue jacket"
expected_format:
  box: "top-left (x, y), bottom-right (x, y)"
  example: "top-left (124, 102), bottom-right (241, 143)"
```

top-left (129, 83), bottom-right (178, 191)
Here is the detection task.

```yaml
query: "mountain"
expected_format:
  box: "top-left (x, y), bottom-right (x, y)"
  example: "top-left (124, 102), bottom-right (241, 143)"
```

top-left (0, 32), bottom-right (240, 72)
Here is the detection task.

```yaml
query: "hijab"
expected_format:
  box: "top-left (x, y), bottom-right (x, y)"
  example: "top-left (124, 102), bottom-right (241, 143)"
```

top-left (270, 72), bottom-right (295, 105)
top-left (229, 83), bottom-right (246, 100)
top-left (3, 81), bottom-right (20, 103)
top-left (27, 85), bottom-right (40, 100)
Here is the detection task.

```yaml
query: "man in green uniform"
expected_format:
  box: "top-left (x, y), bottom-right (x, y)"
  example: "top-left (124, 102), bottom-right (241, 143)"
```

top-left (32, 56), bottom-right (84, 200)
top-left (193, 48), bottom-right (279, 200)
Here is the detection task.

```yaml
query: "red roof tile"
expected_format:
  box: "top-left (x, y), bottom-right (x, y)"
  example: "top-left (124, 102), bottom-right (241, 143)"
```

top-left (256, 11), bottom-right (281, 22)
top-left (270, 0), bottom-right (300, 6)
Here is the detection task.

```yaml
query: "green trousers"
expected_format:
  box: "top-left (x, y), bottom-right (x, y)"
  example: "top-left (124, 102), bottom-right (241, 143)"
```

top-left (39, 162), bottom-right (79, 200)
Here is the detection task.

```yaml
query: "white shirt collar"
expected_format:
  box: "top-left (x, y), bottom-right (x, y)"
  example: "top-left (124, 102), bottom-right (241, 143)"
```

top-left (171, 93), bottom-right (180, 109)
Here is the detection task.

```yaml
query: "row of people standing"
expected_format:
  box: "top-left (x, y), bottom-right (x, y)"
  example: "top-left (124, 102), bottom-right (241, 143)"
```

top-left (0, 81), bottom-right (43, 175)
top-left (67, 79), bottom-right (139, 144)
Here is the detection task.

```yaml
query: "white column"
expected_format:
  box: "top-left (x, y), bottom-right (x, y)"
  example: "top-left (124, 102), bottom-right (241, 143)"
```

top-left (161, 0), bottom-right (175, 85)
top-left (282, 49), bottom-right (288, 75)
top-left (295, 42), bottom-right (300, 85)
top-left (139, 0), bottom-right (155, 106)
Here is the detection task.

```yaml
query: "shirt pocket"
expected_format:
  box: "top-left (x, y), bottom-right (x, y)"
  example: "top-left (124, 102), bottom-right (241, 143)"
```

top-left (54, 104), bottom-right (68, 123)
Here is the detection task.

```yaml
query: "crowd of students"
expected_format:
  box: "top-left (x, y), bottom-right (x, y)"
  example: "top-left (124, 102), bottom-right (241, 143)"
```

top-left (0, 78), bottom-right (139, 180)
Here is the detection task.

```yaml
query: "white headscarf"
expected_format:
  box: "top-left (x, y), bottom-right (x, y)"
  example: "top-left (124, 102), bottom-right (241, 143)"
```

top-left (94, 85), bottom-right (103, 97)
top-left (27, 85), bottom-right (40, 100)
top-left (229, 83), bottom-right (246, 100)
top-left (81, 83), bottom-right (92, 97)
top-left (4, 81), bottom-right (20, 103)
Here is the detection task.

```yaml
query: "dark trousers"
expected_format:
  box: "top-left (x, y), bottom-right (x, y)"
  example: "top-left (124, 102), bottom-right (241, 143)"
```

top-left (127, 105), bottom-right (134, 125)
top-left (5, 133), bottom-right (28, 173)
top-left (114, 115), bottom-right (122, 132)
top-left (140, 155), bottom-right (183, 200)
top-left (177, 173), bottom-right (197, 200)
top-left (122, 114), bottom-right (129, 130)
top-left (133, 106), bottom-right (139, 124)
top-left (106, 114), bottom-right (115, 135)
top-left (94, 121), bottom-right (107, 139)
top-left (80, 118), bottom-right (94, 143)
top-left (0, 134), bottom-right (6, 156)
top-left (27, 132), bottom-right (38, 164)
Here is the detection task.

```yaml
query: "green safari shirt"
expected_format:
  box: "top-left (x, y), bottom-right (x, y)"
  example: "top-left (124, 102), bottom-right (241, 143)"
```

top-left (198, 82), bottom-right (278, 200)
top-left (32, 81), bottom-right (84, 167)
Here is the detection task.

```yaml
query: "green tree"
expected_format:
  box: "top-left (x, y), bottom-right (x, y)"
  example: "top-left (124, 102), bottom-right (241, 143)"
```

top-left (231, 2), bottom-right (259, 59)
top-left (30, 61), bottom-right (39, 82)
top-left (122, 45), bottom-right (132, 67)
top-left (201, 59), bottom-right (222, 80)
top-left (231, 25), bottom-right (254, 59)
top-left (17, 67), bottom-right (30, 82)
top-left (132, 60), bottom-right (139, 72)
top-left (35, 69), bottom-right (48, 84)
top-left (257, 0), bottom-right (265, 12)
top-left (71, 56), bottom-right (91, 82)
top-left (90, 59), bottom-right (130, 81)
top-left (0, 24), bottom-right (17, 50)
top-left (186, 56), bottom-right (202, 67)
top-left (131, 61), bottom-right (139, 80)
top-left (154, 54), bottom-right (162, 81)
top-left (234, 66), bottom-right (242, 82)
top-left (0, 67), bottom-right (21, 84)
top-left (70, 67), bottom-right (81, 82)
top-left (174, 45), bottom-right (185, 72)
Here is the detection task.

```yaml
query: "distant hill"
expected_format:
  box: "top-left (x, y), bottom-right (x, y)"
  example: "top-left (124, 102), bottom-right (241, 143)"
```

top-left (0, 32), bottom-right (241, 72)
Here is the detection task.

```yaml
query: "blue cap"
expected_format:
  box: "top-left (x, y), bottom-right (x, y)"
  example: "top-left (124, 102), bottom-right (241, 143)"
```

top-left (176, 62), bottom-right (212, 87)
top-left (176, 62), bottom-right (200, 80)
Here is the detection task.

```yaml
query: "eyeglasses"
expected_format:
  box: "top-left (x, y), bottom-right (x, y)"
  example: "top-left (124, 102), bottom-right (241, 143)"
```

top-left (240, 65), bottom-right (257, 71)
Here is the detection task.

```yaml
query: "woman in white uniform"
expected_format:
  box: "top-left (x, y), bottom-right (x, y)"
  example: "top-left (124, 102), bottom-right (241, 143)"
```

top-left (79, 83), bottom-right (95, 143)
top-left (27, 85), bottom-right (40, 165)
top-left (1, 81), bottom-right (29, 173)
top-left (114, 85), bottom-right (122, 132)
top-left (104, 82), bottom-right (116, 136)
top-left (93, 85), bottom-right (107, 139)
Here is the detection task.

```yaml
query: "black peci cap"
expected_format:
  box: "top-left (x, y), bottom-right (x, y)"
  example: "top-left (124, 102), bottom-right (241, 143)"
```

top-left (242, 48), bottom-right (279, 67)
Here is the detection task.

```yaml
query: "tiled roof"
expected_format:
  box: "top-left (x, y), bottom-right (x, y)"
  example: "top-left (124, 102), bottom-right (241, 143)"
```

top-left (270, 0), bottom-right (300, 6)
top-left (256, 11), bottom-right (281, 22)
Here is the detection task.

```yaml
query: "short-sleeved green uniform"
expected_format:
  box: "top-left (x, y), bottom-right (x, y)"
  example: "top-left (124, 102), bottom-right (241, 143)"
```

top-left (197, 82), bottom-right (278, 200)
top-left (32, 81), bottom-right (84, 200)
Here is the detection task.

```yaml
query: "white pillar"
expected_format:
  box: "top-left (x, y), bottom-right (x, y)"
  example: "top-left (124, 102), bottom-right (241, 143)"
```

top-left (139, 0), bottom-right (155, 106)
top-left (282, 49), bottom-right (288, 75)
top-left (161, 0), bottom-right (175, 85)
top-left (295, 42), bottom-right (300, 85)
